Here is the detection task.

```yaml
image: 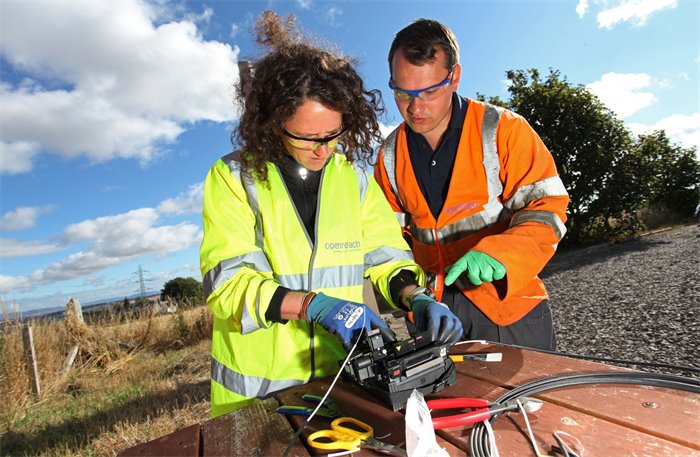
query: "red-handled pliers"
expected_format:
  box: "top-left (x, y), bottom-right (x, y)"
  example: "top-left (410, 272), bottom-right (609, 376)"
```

top-left (427, 397), bottom-right (542, 430)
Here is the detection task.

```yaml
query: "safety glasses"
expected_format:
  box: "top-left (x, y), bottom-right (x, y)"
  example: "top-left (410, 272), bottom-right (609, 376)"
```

top-left (389, 68), bottom-right (454, 103)
top-left (281, 126), bottom-right (346, 151)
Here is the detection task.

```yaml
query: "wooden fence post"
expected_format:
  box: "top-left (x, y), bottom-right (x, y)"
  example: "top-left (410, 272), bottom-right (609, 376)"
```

top-left (61, 298), bottom-right (84, 375)
top-left (22, 324), bottom-right (41, 397)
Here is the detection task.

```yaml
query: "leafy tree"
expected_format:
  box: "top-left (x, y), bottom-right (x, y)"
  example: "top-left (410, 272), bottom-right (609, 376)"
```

top-left (161, 277), bottom-right (203, 306)
top-left (633, 131), bottom-right (699, 220)
top-left (479, 69), bottom-right (643, 244)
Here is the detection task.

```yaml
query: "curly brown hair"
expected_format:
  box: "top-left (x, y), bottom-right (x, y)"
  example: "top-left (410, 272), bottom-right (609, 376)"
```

top-left (231, 10), bottom-right (384, 183)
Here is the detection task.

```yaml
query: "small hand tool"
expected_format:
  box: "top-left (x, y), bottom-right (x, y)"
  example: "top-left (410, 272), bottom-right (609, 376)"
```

top-left (427, 396), bottom-right (543, 429)
top-left (276, 393), bottom-right (343, 418)
top-left (449, 352), bottom-right (502, 363)
top-left (307, 416), bottom-right (407, 457)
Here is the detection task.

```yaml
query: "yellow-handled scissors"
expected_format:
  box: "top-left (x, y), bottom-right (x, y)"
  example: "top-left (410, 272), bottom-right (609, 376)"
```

top-left (307, 416), bottom-right (407, 457)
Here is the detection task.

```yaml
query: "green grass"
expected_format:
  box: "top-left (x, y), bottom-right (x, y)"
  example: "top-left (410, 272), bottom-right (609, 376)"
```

top-left (1, 307), bottom-right (212, 456)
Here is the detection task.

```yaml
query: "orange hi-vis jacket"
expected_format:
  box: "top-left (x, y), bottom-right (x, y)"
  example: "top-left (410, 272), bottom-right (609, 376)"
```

top-left (374, 99), bottom-right (570, 326)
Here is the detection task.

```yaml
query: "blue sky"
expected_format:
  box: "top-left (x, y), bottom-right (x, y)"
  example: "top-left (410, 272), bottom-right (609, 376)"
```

top-left (1, 0), bottom-right (698, 314)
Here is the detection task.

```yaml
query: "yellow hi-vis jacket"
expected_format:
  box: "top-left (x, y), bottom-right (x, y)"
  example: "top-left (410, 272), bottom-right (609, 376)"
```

top-left (200, 150), bottom-right (423, 417)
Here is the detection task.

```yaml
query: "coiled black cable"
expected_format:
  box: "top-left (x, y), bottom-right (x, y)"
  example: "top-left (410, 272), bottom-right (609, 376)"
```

top-left (469, 371), bottom-right (700, 457)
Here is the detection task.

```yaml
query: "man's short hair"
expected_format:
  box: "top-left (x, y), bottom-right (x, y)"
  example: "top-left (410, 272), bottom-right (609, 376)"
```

top-left (388, 19), bottom-right (459, 75)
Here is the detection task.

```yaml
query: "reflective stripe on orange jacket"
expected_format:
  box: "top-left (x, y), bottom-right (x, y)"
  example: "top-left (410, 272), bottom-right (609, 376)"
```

top-left (374, 99), bottom-right (569, 326)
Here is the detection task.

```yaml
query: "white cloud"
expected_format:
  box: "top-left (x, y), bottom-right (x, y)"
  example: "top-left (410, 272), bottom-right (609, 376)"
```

top-left (325, 7), bottom-right (343, 26)
top-left (627, 113), bottom-right (700, 152)
top-left (0, 205), bottom-right (57, 232)
top-left (0, 275), bottom-right (32, 293)
top-left (576, 0), bottom-right (589, 18)
top-left (230, 22), bottom-right (241, 38)
top-left (61, 208), bottom-right (201, 258)
top-left (157, 183), bottom-right (204, 215)
top-left (0, 0), bottom-right (240, 173)
top-left (298, 0), bottom-right (312, 10)
top-left (0, 140), bottom-right (41, 175)
top-left (1, 84), bottom-right (184, 166)
top-left (0, 188), bottom-right (203, 294)
top-left (0, 238), bottom-right (63, 258)
top-left (579, 0), bottom-right (678, 29)
top-left (587, 72), bottom-right (657, 118)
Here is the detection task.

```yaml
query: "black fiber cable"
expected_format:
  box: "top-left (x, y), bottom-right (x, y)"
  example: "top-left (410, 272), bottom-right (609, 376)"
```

top-left (549, 351), bottom-right (700, 375)
top-left (468, 371), bottom-right (700, 457)
top-left (500, 371), bottom-right (699, 401)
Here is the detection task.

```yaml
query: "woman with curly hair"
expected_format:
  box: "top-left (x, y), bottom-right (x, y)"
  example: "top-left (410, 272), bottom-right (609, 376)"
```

top-left (200, 10), bottom-right (462, 417)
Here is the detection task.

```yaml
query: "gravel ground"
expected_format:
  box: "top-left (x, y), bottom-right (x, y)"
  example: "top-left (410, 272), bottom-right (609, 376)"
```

top-left (543, 224), bottom-right (699, 377)
top-left (382, 224), bottom-right (700, 378)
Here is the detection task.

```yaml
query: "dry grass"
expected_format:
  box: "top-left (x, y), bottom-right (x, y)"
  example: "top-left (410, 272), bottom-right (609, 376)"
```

top-left (0, 302), bottom-right (212, 456)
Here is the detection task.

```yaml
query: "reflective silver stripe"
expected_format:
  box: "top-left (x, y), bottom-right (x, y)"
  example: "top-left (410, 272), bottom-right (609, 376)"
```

top-left (223, 152), bottom-right (265, 249)
top-left (203, 251), bottom-right (272, 297)
top-left (241, 300), bottom-right (257, 334)
top-left (277, 273), bottom-right (306, 290)
top-left (218, 151), bottom-right (270, 330)
top-left (277, 264), bottom-right (365, 291)
top-left (394, 212), bottom-right (408, 227)
top-left (352, 165), bottom-right (369, 204)
top-left (482, 105), bottom-right (504, 214)
top-left (365, 246), bottom-right (413, 270)
top-left (311, 264), bottom-right (364, 290)
top-left (241, 278), bottom-right (273, 333)
top-left (510, 210), bottom-right (567, 241)
top-left (381, 129), bottom-right (407, 214)
top-left (410, 208), bottom-right (500, 246)
top-left (212, 356), bottom-right (305, 399)
top-left (410, 225), bottom-right (436, 245)
top-left (504, 176), bottom-right (569, 212)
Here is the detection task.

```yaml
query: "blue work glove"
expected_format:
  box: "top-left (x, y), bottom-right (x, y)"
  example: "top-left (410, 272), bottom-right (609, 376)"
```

top-left (444, 251), bottom-right (506, 286)
top-left (409, 294), bottom-right (463, 345)
top-left (306, 292), bottom-right (396, 350)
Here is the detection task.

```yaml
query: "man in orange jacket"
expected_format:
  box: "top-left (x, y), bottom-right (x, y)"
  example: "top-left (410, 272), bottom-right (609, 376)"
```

top-left (374, 19), bottom-right (570, 350)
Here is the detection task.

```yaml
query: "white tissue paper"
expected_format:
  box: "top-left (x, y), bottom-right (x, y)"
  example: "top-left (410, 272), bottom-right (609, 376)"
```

top-left (405, 389), bottom-right (450, 457)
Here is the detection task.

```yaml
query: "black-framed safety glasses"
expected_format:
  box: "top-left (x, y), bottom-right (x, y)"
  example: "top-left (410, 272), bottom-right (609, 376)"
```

top-left (281, 126), bottom-right (347, 151)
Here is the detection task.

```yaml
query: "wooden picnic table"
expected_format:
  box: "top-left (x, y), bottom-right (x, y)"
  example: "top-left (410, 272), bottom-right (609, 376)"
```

top-left (118, 342), bottom-right (700, 456)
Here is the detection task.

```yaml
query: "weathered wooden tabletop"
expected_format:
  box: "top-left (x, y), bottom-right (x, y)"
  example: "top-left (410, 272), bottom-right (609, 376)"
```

top-left (118, 343), bottom-right (700, 456)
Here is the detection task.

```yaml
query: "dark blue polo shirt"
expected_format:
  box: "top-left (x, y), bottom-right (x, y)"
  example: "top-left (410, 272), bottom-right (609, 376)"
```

top-left (406, 94), bottom-right (468, 219)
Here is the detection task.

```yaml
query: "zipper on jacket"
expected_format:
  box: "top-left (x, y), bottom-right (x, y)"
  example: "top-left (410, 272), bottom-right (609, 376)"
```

top-left (306, 167), bottom-right (326, 380)
top-left (274, 162), bottom-right (320, 379)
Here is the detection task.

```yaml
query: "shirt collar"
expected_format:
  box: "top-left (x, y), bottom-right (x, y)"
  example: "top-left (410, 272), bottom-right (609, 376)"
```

top-left (449, 93), bottom-right (468, 129)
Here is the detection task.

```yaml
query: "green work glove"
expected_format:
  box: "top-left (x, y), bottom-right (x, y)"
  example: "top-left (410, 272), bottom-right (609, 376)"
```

top-left (444, 251), bottom-right (506, 286)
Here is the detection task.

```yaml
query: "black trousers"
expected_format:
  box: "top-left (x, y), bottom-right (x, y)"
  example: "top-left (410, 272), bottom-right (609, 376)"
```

top-left (439, 285), bottom-right (556, 351)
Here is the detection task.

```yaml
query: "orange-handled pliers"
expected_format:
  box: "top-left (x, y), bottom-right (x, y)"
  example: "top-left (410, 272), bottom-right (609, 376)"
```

top-left (427, 397), bottom-right (542, 430)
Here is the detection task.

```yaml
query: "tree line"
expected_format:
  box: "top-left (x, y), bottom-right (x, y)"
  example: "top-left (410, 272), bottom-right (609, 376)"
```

top-left (479, 68), bottom-right (699, 246)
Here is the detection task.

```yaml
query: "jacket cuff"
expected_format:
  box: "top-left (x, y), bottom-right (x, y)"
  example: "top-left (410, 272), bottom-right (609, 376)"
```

top-left (265, 286), bottom-right (292, 323)
top-left (389, 269), bottom-right (419, 311)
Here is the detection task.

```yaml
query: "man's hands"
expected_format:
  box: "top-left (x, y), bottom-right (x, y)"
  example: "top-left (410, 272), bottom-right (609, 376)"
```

top-left (444, 251), bottom-right (506, 286)
top-left (306, 292), bottom-right (395, 350)
top-left (409, 293), bottom-right (463, 345)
